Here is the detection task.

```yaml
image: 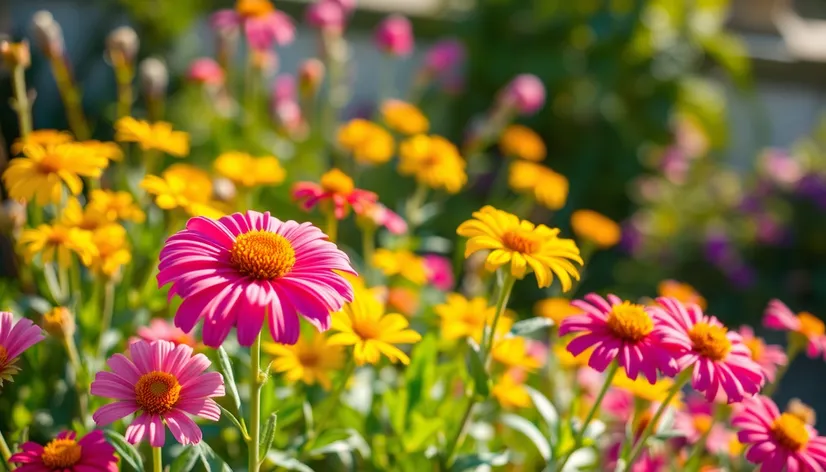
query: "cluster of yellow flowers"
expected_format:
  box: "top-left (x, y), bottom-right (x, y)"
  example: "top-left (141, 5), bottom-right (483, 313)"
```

top-left (337, 118), bottom-right (395, 165)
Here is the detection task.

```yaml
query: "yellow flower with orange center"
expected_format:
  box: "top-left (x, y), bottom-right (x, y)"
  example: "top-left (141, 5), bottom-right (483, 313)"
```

top-left (337, 119), bottom-right (395, 165)
top-left (492, 372), bottom-right (532, 409)
top-left (571, 210), bottom-right (622, 249)
top-left (59, 198), bottom-right (110, 231)
top-left (399, 134), bottom-right (467, 193)
top-left (76, 140), bottom-right (124, 162)
top-left (41, 307), bottom-right (75, 339)
top-left (265, 333), bottom-right (344, 390)
top-left (140, 164), bottom-right (225, 219)
top-left (381, 99), bottom-right (429, 135)
top-left (657, 280), bottom-right (707, 310)
top-left (508, 161), bottom-right (568, 210)
top-left (499, 124), bottom-right (546, 162)
top-left (371, 248), bottom-right (429, 285)
top-left (88, 224), bottom-right (131, 277)
top-left (214, 151), bottom-right (286, 188)
top-left (534, 297), bottom-right (582, 327)
top-left (492, 337), bottom-right (542, 372)
top-left (11, 129), bottom-right (73, 155)
top-left (87, 190), bottom-right (145, 223)
top-left (18, 223), bottom-right (96, 268)
top-left (115, 117), bottom-right (190, 156)
top-left (435, 293), bottom-right (513, 343)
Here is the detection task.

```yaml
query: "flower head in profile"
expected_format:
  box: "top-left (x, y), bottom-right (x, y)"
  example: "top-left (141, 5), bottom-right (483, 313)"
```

top-left (3, 143), bottom-right (108, 205)
top-left (653, 297), bottom-right (764, 403)
top-left (435, 293), bottom-right (512, 343)
top-left (381, 100), bottom-right (429, 135)
top-left (498, 73), bottom-right (545, 115)
top-left (91, 340), bottom-right (224, 446)
top-left (571, 210), bottom-right (622, 249)
top-left (508, 161), bottom-right (568, 210)
top-left (9, 430), bottom-right (118, 472)
top-left (88, 224), bottom-right (132, 278)
top-left (10, 129), bottom-right (73, 155)
top-left (492, 370), bottom-right (532, 410)
top-left (265, 332), bottom-right (344, 390)
top-left (0, 312), bottom-right (45, 387)
top-left (733, 395), bottom-right (826, 471)
top-left (738, 325), bottom-right (787, 382)
top-left (764, 299), bottom-right (826, 359)
top-left (18, 223), bottom-right (96, 268)
top-left (399, 135), bottom-right (467, 193)
top-left (58, 198), bottom-right (109, 231)
top-left (371, 248), bottom-right (429, 285)
top-left (336, 119), bottom-right (395, 165)
top-left (292, 169), bottom-right (378, 220)
top-left (115, 117), bottom-right (189, 157)
top-left (41, 307), bottom-right (75, 340)
top-left (457, 206), bottom-right (582, 289)
top-left (500, 124), bottom-right (545, 162)
top-left (212, 0), bottom-right (295, 51)
top-left (88, 189), bottom-right (146, 223)
top-left (141, 164), bottom-right (225, 219)
top-left (374, 14), bottom-right (413, 56)
top-left (492, 337), bottom-right (542, 372)
top-left (158, 211), bottom-right (355, 347)
top-left (136, 318), bottom-right (196, 347)
top-left (534, 297), bottom-right (582, 327)
top-left (560, 294), bottom-right (678, 382)
top-left (657, 280), bottom-right (707, 311)
top-left (329, 289), bottom-right (421, 365)
top-left (214, 151), bottom-right (286, 188)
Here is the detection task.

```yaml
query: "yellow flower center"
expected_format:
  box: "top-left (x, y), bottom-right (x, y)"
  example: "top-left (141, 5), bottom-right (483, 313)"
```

top-left (605, 302), bottom-right (653, 343)
top-left (41, 437), bottom-right (82, 468)
top-left (689, 322), bottom-right (732, 361)
top-left (320, 170), bottom-right (355, 195)
top-left (231, 230), bottom-right (296, 280)
top-left (771, 413), bottom-right (810, 451)
top-left (693, 414), bottom-right (713, 435)
top-left (353, 320), bottom-right (381, 341)
top-left (743, 336), bottom-right (764, 361)
top-left (134, 371), bottom-right (182, 415)
top-left (502, 229), bottom-right (542, 254)
top-left (797, 312), bottom-right (825, 338)
top-left (235, 0), bottom-right (274, 17)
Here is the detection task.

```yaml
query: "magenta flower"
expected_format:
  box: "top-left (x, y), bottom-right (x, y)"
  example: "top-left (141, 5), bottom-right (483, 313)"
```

top-left (498, 74), bottom-right (546, 115)
top-left (361, 202), bottom-right (407, 235)
top-left (374, 14), bottom-right (413, 56)
top-left (135, 318), bottom-right (196, 347)
top-left (158, 210), bottom-right (355, 347)
top-left (764, 299), bottom-right (826, 359)
top-left (734, 395), bottom-right (826, 471)
top-left (674, 394), bottom-right (733, 455)
top-left (653, 297), bottom-right (764, 403)
top-left (187, 58), bottom-right (224, 85)
top-left (298, 58), bottom-right (325, 95)
top-left (423, 255), bottom-right (454, 290)
top-left (738, 325), bottom-right (787, 382)
top-left (91, 340), bottom-right (225, 446)
top-left (273, 74), bottom-right (296, 103)
top-left (559, 293), bottom-right (678, 383)
top-left (292, 169), bottom-right (378, 220)
top-left (305, 1), bottom-right (345, 33)
top-left (423, 39), bottom-right (465, 75)
top-left (0, 311), bottom-right (44, 386)
top-left (9, 430), bottom-right (118, 472)
top-left (211, 0), bottom-right (294, 51)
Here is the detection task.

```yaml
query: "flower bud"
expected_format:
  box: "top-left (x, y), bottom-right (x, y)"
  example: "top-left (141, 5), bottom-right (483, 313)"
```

top-left (423, 39), bottom-right (464, 76)
top-left (498, 74), bottom-right (545, 116)
top-left (187, 58), bottom-right (225, 85)
top-left (0, 40), bottom-right (31, 69)
top-left (30, 11), bottom-right (65, 59)
top-left (42, 306), bottom-right (75, 339)
top-left (305, 1), bottom-right (345, 33)
top-left (106, 26), bottom-right (139, 66)
top-left (298, 58), bottom-right (325, 97)
top-left (272, 74), bottom-right (296, 104)
top-left (212, 177), bottom-right (237, 203)
top-left (374, 14), bottom-right (413, 57)
top-left (139, 57), bottom-right (168, 99)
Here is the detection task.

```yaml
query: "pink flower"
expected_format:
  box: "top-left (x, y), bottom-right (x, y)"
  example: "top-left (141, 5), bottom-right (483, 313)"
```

top-left (498, 74), bottom-right (545, 115)
top-left (305, 1), bottom-right (345, 33)
top-left (674, 394), bottom-right (732, 455)
top-left (733, 395), bottom-right (826, 471)
top-left (360, 202), bottom-right (408, 235)
top-left (423, 39), bottom-right (465, 75)
top-left (91, 340), bottom-right (225, 446)
top-left (187, 58), bottom-right (224, 85)
top-left (298, 58), bottom-right (325, 96)
top-left (374, 14), bottom-right (413, 56)
top-left (653, 297), bottom-right (764, 403)
top-left (764, 299), bottom-right (826, 359)
top-left (9, 430), bottom-right (118, 472)
top-left (0, 311), bottom-right (44, 386)
top-left (273, 74), bottom-right (296, 103)
top-left (329, 0), bottom-right (356, 13)
top-left (559, 294), bottom-right (678, 383)
top-left (738, 325), bottom-right (787, 382)
top-left (606, 440), bottom-right (665, 472)
top-left (158, 211), bottom-right (354, 347)
top-left (211, 0), bottom-right (295, 51)
top-left (292, 169), bottom-right (378, 220)
top-left (423, 254), bottom-right (454, 290)
top-left (136, 318), bottom-right (196, 347)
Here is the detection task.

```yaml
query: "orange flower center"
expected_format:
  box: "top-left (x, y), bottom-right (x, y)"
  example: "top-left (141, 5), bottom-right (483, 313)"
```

top-left (502, 229), bottom-right (542, 254)
top-left (298, 351), bottom-right (320, 368)
top-left (235, 0), bottom-right (274, 17)
top-left (771, 413), bottom-right (810, 451)
top-left (796, 312), bottom-right (825, 338)
top-left (41, 437), bottom-right (82, 468)
top-left (353, 320), bottom-right (380, 341)
top-left (605, 302), bottom-right (653, 342)
top-left (320, 170), bottom-right (355, 196)
top-left (46, 228), bottom-right (69, 246)
top-left (689, 322), bottom-right (732, 361)
top-left (693, 414), bottom-right (713, 435)
top-left (0, 345), bottom-right (7, 367)
top-left (231, 230), bottom-right (296, 280)
top-left (134, 371), bottom-right (182, 415)
top-left (743, 336), bottom-right (764, 361)
top-left (37, 153), bottom-right (63, 174)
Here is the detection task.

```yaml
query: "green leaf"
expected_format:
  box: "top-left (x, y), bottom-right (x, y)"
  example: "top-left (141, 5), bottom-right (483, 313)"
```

top-left (266, 452), bottom-right (315, 472)
top-left (310, 429), bottom-right (351, 452)
top-left (197, 442), bottom-right (232, 472)
top-left (168, 445), bottom-right (201, 472)
top-left (216, 347), bottom-right (241, 412)
top-left (218, 403), bottom-right (248, 439)
top-left (510, 317), bottom-right (553, 335)
top-left (405, 334), bottom-right (437, 415)
top-left (402, 413), bottom-right (443, 453)
top-left (103, 430), bottom-right (144, 472)
top-left (524, 386), bottom-right (558, 434)
top-left (465, 339), bottom-right (490, 399)
top-left (500, 414), bottom-right (551, 461)
top-left (260, 413), bottom-right (278, 460)
top-left (451, 451), bottom-right (510, 471)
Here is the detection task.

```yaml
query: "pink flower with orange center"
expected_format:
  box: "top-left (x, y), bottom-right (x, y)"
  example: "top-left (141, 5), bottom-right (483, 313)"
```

top-left (764, 299), bottom-right (826, 359)
top-left (187, 58), bottom-right (224, 85)
top-left (136, 318), bottom-right (196, 347)
top-left (211, 0), bottom-right (294, 51)
top-left (737, 325), bottom-right (787, 382)
top-left (292, 169), bottom-right (378, 220)
top-left (0, 311), bottom-right (45, 387)
top-left (9, 430), bottom-right (118, 472)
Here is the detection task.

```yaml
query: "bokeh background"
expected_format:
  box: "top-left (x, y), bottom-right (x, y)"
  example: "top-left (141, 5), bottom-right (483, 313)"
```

top-left (3, 0), bottom-right (826, 422)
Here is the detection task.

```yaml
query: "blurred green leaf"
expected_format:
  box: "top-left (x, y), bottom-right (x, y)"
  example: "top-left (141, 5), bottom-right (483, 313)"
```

top-left (266, 451), bottom-right (315, 472)
top-left (701, 33), bottom-right (751, 88)
top-left (451, 451), bottom-right (510, 471)
top-left (216, 347), bottom-right (241, 412)
top-left (405, 334), bottom-right (437, 416)
top-left (500, 414), bottom-right (552, 461)
top-left (217, 403), bottom-right (248, 439)
top-left (169, 445), bottom-right (201, 472)
top-left (402, 413), bottom-right (443, 453)
top-left (103, 430), bottom-right (144, 472)
top-left (465, 339), bottom-right (490, 399)
top-left (260, 413), bottom-right (278, 460)
top-left (510, 317), bottom-right (554, 335)
top-left (524, 386), bottom-right (559, 434)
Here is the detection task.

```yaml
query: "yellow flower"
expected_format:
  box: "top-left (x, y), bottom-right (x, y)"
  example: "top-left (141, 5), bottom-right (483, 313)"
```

top-left (18, 223), bottom-right (96, 268)
top-left (141, 164), bottom-right (224, 219)
top-left (552, 343), bottom-right (591, 369)
top-left (611, 370), bottom-right (682, 406)
top-left (76, 140), bottom-right (123, 162)
top-left (657, 280), bottom-right (707, 310)
top-left (381, 100), bottom-right (429, 135)
top-left (492, 337), bottom-right (542, 372)
top-left (214, 151), bottom-right (286, 187)
top-left (115, 117), bottom-right (190, 156)
top-left (337, 119), bottom-right (395, 165)
top-left (371, 249), bottom-right (429, 285)
top-left (499, 124), bottom-right (546, 162)
top-left (492, 372), bottom-right (532, 409)
top-left (508, 161), bottom-right (568, 210)
top-left (87, 190), bottom-right (145, 223)
top-left (571, 210), bottom-right (622, 249)
top-left (329, 290), bottom-right (422, 365)
top-left (457, 206), bottom-right (583, 289)
top-left (435, 293), bottom-right (513, 343)
top-left (265, 333), bottom-right (344, 390)
top-left (534, 297), bottom-right (582, 327)
top-left (399, 135), bottom-right (467, 193)
top-left (3, 143), bottom-right (108, 206)
top-left (59, 198), bottom-right (109, 231)
top-left (88, 224), bottom-right (131, 277)
top-left (11, 129), bottom-right (73, 155)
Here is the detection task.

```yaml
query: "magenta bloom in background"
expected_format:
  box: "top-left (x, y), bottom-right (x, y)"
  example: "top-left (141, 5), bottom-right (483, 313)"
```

top-left (499, 74), bottom-right (545, 115)
top-left (360, 202), bottom-right (407, 235)
top-left (374, 14), bottom-right (413, 56)
top-left (136, 318), bottom-right (196, 347)
top-left (674, 394), bottom-right (733, 456)
top-left (734, 395), bottom-right (826, 471)
top-left (305, 0), bottom-right (345, 33)
top-left (559, 293), bottom-right (678, 383)
top-left (292, 176), bottom-right (378, 220)
top-left (9, 430), bottom-right (118, 472)
top-left (764, 299), bottom-right (826, 359)
top-left (0, 311), bottom-right (44, 386)
top-left (92, 340), bottom-right (225, 446)
top-left (653, 297), bottom-right (764, 403)
top-left (273, 74), bottom-right (297, 103)
top-left (423, 254), bottom-right (454, 290)
top-left (423, 39), bottom-right (465, 75)
top-left (158, 211), bottom-right (355, 347)
top-left (738, 325), bottom-right (787, 382)
top-left (187, 58), bottom-right (224, 85)
top-left (211, 2), bottom-right (294, 51)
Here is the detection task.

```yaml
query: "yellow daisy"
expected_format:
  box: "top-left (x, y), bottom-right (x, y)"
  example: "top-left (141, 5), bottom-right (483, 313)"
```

top-left (398, 134), bottom-right (467, 193)
top-left (59, 198), bottom-right (109, 231)
top-left (87, 190), bottom-right (145, 223)
top-left (508, 161), bottom-right (568, 210)
top-left (492, 336), bottom-right (542, 372)
top-left (88, 224), bottom-right (131, 277)
top-left (534, 297), bottom-right (583, 327)
top-left (11, 129), bottom-right (73, 155)
top-left (657, 280), bottom-right (707, 310)
top-left (499, 124), bottom-right (546, 162)
top-left (140, 164), bottom-right (224, 219)
top-left (570, 209), bottom-right (621, 249)
top-left (381, 99), bottom-right (429, 135)
top-left (457, 206), bottom-right (583, 289)
top-left (611, 370), bottom-right (682, 406)
top-left (114, 116), bottom-right (190, 156)
top-left (264, 333), bottom-right (344, 390)
top-left (492, 372), bottom-right (532, 409)
top-left (371, 248), bottom-right (429, 285)
top-left (434, 293), bottom-right (513, 343)
top-left (337, 119), bottom-right (395, 165)
top-left (553, 343), bottom-right (592, 369)
top-left (76, 140), bottom-right (124, 162)
top-left (18, 223), bottom-right (96, 268)
top-left (214, 151), bottom-right (286, 188)
top-left (328, 290), bottom-right (422, 365)
top-left (3, 143), bottom-right (108, 206)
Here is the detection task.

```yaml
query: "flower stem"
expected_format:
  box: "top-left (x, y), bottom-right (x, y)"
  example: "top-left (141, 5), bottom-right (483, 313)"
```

top-left (325, 211), bottom-right (338, 243)
top-left (96, 279), bottom-right (115, 359)
top-left (63, 334), bottom-right (88, 421)
top-left (50, 57), bottom-right (90, 140)
top-left (12, 65), bottom-right (32, 138)
top-left (405, 182), bottom-right (429, 229)
top-left (248, 332), bottom-right (262, 472)
top-left (114, 63), bottom-right (133, 119)
top-left (763, 335), bottom-right (805, 397)
top-left (361, 225), bottom-right (375, 280)
top-left (152, 446), bottom-right (162, 472)
top-left (0, 430), bottom-right (13, 464)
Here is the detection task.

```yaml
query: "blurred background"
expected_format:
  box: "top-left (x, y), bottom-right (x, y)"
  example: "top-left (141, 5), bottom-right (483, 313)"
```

top-left (2, 0), bottom-right (826, 419)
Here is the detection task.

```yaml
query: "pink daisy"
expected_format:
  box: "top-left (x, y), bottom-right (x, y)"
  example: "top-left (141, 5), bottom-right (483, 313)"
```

top-left (673, 394), bottom-right (732, 455)
top-left (135, 318), bottom-right (196, 347)
top-left (423, 254), bottom-right (454, 290)
top-left (292, 169), bottom-right (378, 220)
top-left (733, 395), bottom-right (826, 471)
top-left (764, 299), bottom-right (826, 359)
top-left (738, 325), bottom-right (787, 382)
top-left (91, 340), bottom-right (225, 446)
top-left (211, 0), bottom-right (294, 52)
top-left (157, 210), bottom-right (355, 347)
top-left (652, 297), bottom-right (764, 403)
top-left (9, 430), bottom-right (118, 472)
top-left (0, 311), bottom-right (45, 387)
top-left (559, 293), bottom-right (679, 383)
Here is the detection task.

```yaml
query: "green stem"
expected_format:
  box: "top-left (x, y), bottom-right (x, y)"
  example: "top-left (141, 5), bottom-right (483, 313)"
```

top-left (302, 359), bottom-right (356, 455)
top-left (43, 263), bottom-right (65, 304)
top-left (63, 334), bottom-right (88, 421)
top-left (683, 411), bottom-right (718, 470)
top-left (405, 182), bottom-right (429, 229)
top-left (115, 64), bottom-right (133, 119)
top-left (361, 225), bottom-right (376, 280)
top-left (763, 335), bottom-right (805, 397)
top-left (51, 58), bottom-right (90, 140)
top-left (0, 430), bottom-right (13, 466)
top-left (152, 446), bottom-right (162, 472)
top-left (69, 256), bottom-right (82, 307)
top-left (96, 279), bottom-right (115, 359)
top-left (12, 65), bottom-right (32, 138)
top-left (325, 211), bottom-right (338, 243)
top-left (248, 332), bottom-right (262, 472)
top-left (442, 395), bottom-right (476, 468)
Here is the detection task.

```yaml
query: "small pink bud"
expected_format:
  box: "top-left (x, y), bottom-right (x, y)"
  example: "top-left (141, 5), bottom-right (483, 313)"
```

top-left (272, 74), bottom-right (296, 103)
top-left (499, 74), bottom-right (545, 115)
top-left (298, 58), bottom-right (325, 96)
top-left (305, 1), bottom-right (345, 33)
top-left (374, 14), bottom-right (413, 57)
top-left (330, 0), bottom-right (357, 14)
top-left (424, 39), bottom-right (464, 75)
top-left (187, 58), bottom-right (225, 85)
